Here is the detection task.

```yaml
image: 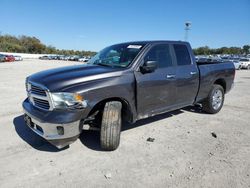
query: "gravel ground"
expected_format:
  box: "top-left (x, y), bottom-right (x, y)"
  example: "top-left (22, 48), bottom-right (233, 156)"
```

top-left (0, 59), bottom-right (250, 188)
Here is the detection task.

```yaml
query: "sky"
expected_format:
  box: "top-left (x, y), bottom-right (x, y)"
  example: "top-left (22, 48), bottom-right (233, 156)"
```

top-left (0, 0), bottom-right (249, 51)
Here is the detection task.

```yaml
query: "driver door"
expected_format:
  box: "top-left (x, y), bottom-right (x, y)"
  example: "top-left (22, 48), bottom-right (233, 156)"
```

top-left (134, 44), bottom-right (177, 118)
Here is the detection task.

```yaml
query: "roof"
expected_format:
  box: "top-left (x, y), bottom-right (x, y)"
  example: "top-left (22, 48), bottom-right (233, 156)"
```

top-left (114, 40), bottom-right (189, 46)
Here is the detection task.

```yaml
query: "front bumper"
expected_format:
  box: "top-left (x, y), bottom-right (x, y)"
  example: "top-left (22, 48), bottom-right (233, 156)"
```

top-left (241, 64), bottom-right (249, 69)
top-left (23, 98), bottom-right (84, 149)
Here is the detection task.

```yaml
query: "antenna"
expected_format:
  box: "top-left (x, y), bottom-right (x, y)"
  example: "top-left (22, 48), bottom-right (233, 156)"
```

top-left (184, 21), bottom-right (191, 41)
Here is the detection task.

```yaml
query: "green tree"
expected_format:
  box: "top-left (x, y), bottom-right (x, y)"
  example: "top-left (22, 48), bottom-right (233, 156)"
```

top-left (0, 34), bottom-right (96, 56)
top-left (243, 45), bottom-right (250, 54)
top-left (193, 46), bottom-right (210, 55)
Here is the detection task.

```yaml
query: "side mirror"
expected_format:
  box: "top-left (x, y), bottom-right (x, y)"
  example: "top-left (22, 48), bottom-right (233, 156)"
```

top-left (140, 61), bottom-right (157, 73)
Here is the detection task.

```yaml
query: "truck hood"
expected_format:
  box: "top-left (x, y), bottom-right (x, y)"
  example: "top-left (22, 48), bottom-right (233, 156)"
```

top-left (28, 64), bottom-right (123, 92)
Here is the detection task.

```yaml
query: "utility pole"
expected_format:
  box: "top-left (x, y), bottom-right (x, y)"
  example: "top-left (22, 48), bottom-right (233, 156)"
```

top-left (184, 21), bottom-right (191, 41)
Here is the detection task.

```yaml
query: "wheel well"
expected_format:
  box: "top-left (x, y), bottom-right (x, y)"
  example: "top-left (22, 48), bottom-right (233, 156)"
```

top-left (214, 79), bottom-right (226, 92)
top-left (87, 97), bottom-right (133, 123)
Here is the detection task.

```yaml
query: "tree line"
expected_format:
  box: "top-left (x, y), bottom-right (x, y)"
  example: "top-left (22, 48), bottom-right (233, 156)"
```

top-left (193, 45), bottom-right (250, 55)
top-left (0, 35), bottom-right (96, 56)
top-left (0, 34), bottom-right (249, 56)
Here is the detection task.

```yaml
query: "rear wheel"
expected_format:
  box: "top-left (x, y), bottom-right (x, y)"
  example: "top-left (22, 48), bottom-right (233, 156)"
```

top-left (247, 65), bottom-right (250, 70)
top-left (202, 84), bottom-right (224, 114)
top-left (100, 101), bottom-right (122, 151)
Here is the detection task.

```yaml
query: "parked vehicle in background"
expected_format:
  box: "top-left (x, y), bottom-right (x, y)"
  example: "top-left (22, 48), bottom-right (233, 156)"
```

top-left (50, 55), bottom-right (58, 60)
top-left (71, 55), bottom-right (81, 61)
top-left (23, 41), bottom-right (235, 150)
top-left (37, 54), bottom-right (92, 61)
top-left (78, 56), bottom-right (89, 62)
top-left (239, 58), bottom-right (250, 69)
top-left (232, 60), bottom-right (241, 70)
top-left (39, 55), bottom-right (51, 60)
top-left (226, 58), bottom-right (241, 70)
top-left (68, 56), bottom-right (74, 61)
top-left (14, 55), bottom-right (23, 61)
top-left (196, 57), bottom-right (209, 63)
top-left (0, 54), bottom-right (6, 62)
top-left (57, 55), bottom-right (65, 60)
top-left (63, 56), bottom-right (71, 61)
top-left (196, 57), bottom-right (222, 63)
top-left (4, 55), bottom-right (15, 62)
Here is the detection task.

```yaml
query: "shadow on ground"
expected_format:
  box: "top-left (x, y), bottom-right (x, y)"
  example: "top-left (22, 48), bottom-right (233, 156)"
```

top-left (182, 105), bottom-right (207, 114)
top-left (14, 105), bottom-right (206, 152)
top-left (79, 109), bottom-right (186, 151)
top-left (13, 115), bottom-right (66, 152)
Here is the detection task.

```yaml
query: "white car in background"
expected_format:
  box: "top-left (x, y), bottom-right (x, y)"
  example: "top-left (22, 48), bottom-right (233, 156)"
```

top-left (78, 57), bottom-right (89, 62)
top-left (239, 58), bottom-right (250, 69)
top-left (14, 55), bottom-right (23, 61)
top-left (227, 58), bottom-right (241, 70)
top-left (233, 60), bottom-right (241, 70)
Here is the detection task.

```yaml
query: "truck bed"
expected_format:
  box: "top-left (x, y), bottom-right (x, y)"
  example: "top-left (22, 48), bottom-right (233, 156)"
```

top-left (195, 62), bottom-right (235, 103)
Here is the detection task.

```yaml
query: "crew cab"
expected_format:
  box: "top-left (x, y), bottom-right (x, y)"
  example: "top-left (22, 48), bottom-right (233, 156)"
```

top-left (23, 41), bottom-right (235, 150)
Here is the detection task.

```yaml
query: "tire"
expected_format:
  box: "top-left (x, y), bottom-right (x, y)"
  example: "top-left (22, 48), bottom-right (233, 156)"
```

top-left (202, 84), bottom-right (224, 114)
top-left (247, 65), bottom-right (250, 70)
top-left (100, 101), bottom-right (122, 151)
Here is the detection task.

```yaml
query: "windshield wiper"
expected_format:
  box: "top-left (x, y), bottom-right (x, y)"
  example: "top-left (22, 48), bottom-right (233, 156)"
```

top-left (94, 62), bottom-right (111, 67)
top-left (93, 61), bottom-right (125, 68)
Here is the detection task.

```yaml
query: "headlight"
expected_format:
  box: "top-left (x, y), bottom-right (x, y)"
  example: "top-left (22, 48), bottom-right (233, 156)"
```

top-left (25, 78), bottom-right (31, 92)
top-left (51, 92), bottom-right (87, 109)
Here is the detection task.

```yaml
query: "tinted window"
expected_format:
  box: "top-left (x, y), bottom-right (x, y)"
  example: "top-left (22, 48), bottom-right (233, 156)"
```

top-left (145, 44), bottom-right (173, 68)
top-left (88, 43), bottom-right (145, 68)
top-left (173, 44), bottom-right (191, 65)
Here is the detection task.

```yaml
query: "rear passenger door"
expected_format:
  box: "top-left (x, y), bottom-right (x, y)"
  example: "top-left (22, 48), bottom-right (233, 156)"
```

top-left (173, 44), bottom-right (199, 106)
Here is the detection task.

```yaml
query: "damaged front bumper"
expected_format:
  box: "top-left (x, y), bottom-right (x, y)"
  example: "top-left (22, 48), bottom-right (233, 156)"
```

top-left (23, 110), bottom-right (80, 149)
top-left (22, 98), bottom-right (85, 149)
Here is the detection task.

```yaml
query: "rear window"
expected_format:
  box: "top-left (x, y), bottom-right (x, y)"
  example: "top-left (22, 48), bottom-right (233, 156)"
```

top-left (173, 44), bottom-right (191, 66)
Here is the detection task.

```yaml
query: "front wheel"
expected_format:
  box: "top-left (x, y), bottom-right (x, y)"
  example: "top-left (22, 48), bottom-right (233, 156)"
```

top-left (202, 84), bottom-right (225, 114)
top-left (100, 101), bottom-right (122, 151)
top-left (247, 65), bottom-right (250, 70)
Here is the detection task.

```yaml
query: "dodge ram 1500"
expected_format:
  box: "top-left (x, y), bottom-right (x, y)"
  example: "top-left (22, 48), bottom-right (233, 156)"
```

top-left (23, 41), bottom-right (235, 150)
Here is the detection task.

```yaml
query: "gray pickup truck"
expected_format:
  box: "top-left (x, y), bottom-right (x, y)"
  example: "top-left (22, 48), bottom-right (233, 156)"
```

top-left (23, 41), bottom-right (235, 150)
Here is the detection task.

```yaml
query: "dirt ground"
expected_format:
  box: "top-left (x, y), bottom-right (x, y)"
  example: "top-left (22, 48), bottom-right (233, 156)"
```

top-left (0, 59), bottom-right (249, 188)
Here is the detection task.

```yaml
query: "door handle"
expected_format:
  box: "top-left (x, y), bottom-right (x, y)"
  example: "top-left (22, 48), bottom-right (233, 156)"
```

top-left (166, 74), bottom-right (176, 79)
top-left (190, 71), bottom-right (197, 75)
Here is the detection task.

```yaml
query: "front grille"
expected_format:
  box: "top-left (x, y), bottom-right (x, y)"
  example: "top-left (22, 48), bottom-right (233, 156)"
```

top-left (33, 98), bottom-right (50, 110)
top-left (25, 80), bottom-right (28, 91)
top-left (27, 83), bottom-right (51, 111)
top-left (31, 84), bottom-right (47, 96)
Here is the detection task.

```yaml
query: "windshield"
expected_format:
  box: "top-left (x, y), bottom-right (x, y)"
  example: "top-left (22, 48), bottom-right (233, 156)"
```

top-left (88, 43), bottom-right (145, 68)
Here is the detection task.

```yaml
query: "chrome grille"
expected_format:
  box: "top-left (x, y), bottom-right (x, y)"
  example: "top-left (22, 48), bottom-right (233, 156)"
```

top-left (31, 84), bottom-right (47, 96)
top-left (33, 98), bottom-right (50, 110)
top-left (25, 80), bottom-right (28, 91)
top-left (27, 82), bottom-right (52, 111)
